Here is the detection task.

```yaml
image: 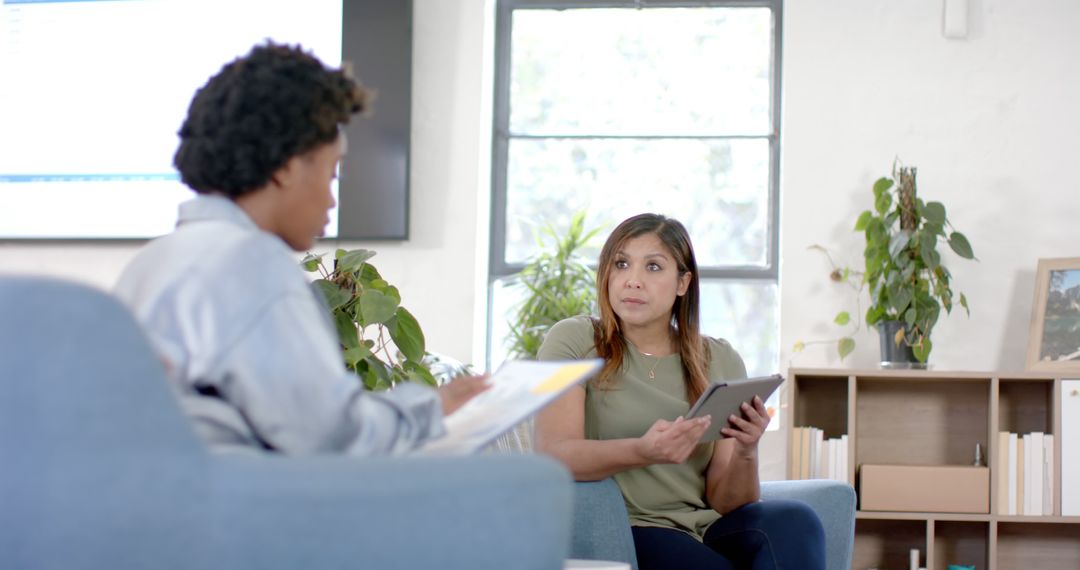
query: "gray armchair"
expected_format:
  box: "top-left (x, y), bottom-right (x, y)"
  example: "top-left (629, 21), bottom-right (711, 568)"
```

top-left (0, 275), bottom-right (573, 570)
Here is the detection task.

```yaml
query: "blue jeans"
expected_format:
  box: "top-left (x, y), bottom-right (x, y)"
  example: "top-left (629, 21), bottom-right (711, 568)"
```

top-left (631, 500), bottom-right (826, 570)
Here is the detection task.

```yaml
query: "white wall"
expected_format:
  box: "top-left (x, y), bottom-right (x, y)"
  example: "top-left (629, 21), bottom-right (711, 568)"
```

top-left (0, 0), bottom-right (493, 368)
top-left (781, 0), bottom-right (1080, 372)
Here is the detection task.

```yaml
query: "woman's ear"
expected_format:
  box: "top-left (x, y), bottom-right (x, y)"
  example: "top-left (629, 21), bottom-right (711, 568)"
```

top-left (677, 271), bottom-right (691, 296)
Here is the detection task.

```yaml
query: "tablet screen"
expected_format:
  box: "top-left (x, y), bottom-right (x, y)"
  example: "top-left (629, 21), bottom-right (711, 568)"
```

top-left (687, 374), bottom-right (784, 441)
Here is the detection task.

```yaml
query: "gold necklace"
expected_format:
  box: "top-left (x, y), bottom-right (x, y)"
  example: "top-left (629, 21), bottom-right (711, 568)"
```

top-left (640, 351), bottom-right (661, 379)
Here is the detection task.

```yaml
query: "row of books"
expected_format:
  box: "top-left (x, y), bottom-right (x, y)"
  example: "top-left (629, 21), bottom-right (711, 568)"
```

top-left (996, 431), bottom-right (1055, 516)
top-left (790, 426), bottom-right (849, 483)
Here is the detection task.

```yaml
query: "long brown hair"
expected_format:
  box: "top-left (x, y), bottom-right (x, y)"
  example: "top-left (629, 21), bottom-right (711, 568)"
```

top-left (591, 214), bottom-right (710, 404)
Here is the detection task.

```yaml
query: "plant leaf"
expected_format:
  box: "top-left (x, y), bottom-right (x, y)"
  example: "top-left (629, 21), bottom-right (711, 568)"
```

top-left (960, 292), bottom-right (970, 316)
top-left (404, 360), bottom-right (438, 387)
top-left (923, 201), bottom-right (946, 225)
top-left (854, 210), bottom-right (873, 231)
top-left (866, 304), bottom-right (886, 326)
top-left (834, 311), bottom-right (851, 326)
top-left (904, 307), bottom-right (916, 327)
top-left (875, 191), bottom-right (892, 216)
top-left (300, 253), bottom-right (324, 272)
top-left (334, 311), bottom-right (360, 350)
top-left (913, 338), bottom-right (932, 362)
top-left (359, 263), bottom-right (383, 282)
top-left (343, 345), bottom-right (372, 369)
top-left (358, 290), bottom-right (399, 325)
top-left (892, 288), bottom-right (913, 315)
top-left (888, 230), bottom-right (911, 259)
top-left (337, 249), bottom-right (377, 273)
top-left (837, 337), bottom-right (856, 360)
top-left (894, 327), bottom-right (906, 346)
top-left (388, 307), bottom-right (425, 362)
top-left (923, 222), bottom-right (944, 237)
top-left (948, 232), bottom-right (975, 260)
top-left (872, 177), bottom-right (894, 198)
top-left (919, 233), bottom-right (940, 269)
top-left (312, 279), bottom-right (351, 310)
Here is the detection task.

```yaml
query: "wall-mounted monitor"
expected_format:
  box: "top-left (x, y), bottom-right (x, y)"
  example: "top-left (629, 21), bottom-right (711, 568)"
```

top-left (0, 0), bottom-right (410, 240)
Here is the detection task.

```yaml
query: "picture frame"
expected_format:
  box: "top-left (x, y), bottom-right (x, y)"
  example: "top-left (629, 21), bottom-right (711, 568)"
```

top-left (1026, 257), bottom-right (1080, 372)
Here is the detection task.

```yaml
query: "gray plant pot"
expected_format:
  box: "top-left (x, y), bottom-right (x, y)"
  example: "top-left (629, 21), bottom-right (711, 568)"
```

top-left (877, 320), bottom-right (927, 369)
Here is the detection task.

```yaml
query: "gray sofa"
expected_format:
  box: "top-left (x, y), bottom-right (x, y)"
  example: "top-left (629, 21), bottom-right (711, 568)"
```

top-left (1, 275), bottom-right (855, 569)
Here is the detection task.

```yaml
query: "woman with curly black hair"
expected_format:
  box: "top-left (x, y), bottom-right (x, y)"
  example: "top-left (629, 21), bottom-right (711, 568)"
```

top-left (115, 42), bottom-right (485, 455)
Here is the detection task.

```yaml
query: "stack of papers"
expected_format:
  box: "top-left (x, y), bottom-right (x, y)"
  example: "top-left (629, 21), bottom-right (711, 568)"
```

top-left (418, 359), bottom-right (602, 455)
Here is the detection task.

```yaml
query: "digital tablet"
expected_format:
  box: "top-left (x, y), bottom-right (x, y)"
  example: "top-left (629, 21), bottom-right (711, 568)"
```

top-left (686, 374), bottom-right (785, 441)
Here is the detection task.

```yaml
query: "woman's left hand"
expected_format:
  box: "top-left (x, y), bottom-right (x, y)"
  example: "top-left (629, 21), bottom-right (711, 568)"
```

top-left (719, 395), bottom-right (770, 457)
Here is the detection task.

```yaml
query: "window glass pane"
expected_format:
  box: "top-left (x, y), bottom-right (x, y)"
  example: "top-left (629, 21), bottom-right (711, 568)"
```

top-left (699, 279), bottom-right (778, 379)
top-left (505, 137), bottom-right (769, 267)
top-left (510, 7), bottom-right (772, 136)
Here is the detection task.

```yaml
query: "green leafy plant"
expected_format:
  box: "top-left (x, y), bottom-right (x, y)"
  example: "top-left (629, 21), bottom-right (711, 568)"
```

top-left (795, 162), bottom-right (977, 363)
top-left (507, 211), bottom-right (600, 359)
top-left (302, 249), bottom-right (436, 390)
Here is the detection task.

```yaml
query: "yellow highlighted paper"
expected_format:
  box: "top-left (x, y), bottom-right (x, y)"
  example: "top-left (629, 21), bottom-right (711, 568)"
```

top-left (532, 362), bottom-right (596, 394)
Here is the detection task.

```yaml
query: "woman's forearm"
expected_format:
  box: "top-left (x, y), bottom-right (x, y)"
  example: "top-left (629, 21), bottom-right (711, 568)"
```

top-left (708, 453), bottom-right (762, 514)
top-left (538, 437), bottom-right (650, 481)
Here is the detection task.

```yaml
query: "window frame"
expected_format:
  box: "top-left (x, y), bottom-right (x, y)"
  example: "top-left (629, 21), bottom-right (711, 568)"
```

top-left (487, 0), bottom-right (784, 364)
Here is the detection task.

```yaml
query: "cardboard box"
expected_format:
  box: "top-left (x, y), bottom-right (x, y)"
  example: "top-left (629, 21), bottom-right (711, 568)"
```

top-left (859, 464), bottom-right (989, 513)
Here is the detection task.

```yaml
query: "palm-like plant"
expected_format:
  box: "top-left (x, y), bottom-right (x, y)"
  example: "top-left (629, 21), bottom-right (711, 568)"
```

top-left (507, 211), bottom-right (599, 359)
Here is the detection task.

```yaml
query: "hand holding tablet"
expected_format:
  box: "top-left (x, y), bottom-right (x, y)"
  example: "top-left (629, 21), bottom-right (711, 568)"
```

top-left (686, 374), bottom-right (784, 442)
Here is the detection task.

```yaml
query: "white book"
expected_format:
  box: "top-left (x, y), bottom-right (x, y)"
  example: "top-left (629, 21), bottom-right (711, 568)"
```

top-left (418, 359), bottom-right (601, 455)
top-left (1064, 380), bottom-right (1080, 516)
top-left (826, 438), bottom-right (835, 480)
top-left (829, 440), bottom-right (838, 481)
top-left (841, 434), bottom-right (849, 484)
top-left (824, 439), bottom-right (832, 481)
top-left (817, 431), bottom-right (826, 478)
top-left (812, 434), bottom-right (820, 479)
top-left (1030, 432), bottom-right (1044, 516)
top-left (1023, 433), bottom-right (1034, 515)
top-left (790, 427), bottom-right (803, 480)
top-left (1007, 432), bottom-right (1018, 515)
top-left (1044, 434), bottom-right (1055, 516)
top-left (803, 427), bottom-right (812, 481)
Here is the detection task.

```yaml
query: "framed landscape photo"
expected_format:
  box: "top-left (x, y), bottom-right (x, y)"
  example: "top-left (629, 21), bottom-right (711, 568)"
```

top-left (1027, 257), bottom-right (1080, 372)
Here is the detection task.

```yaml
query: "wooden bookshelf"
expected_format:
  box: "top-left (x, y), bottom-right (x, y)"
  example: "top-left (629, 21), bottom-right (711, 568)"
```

top-left (789, 368), bottom-right (1080, 570)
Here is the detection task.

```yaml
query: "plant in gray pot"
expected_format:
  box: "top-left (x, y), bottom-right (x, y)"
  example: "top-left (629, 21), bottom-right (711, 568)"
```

top-left (795, 162), bottom-right (977, 367)
top-left (855, 162), bottom-right (976, 367)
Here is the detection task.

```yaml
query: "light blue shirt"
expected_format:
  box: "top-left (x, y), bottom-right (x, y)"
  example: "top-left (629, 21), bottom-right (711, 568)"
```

top-left (114, 195), bottom-right (444, 455)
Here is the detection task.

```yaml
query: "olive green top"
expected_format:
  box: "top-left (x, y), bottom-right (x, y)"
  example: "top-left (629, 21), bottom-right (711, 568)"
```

top-left (537, 316), bottom-right (747, 539)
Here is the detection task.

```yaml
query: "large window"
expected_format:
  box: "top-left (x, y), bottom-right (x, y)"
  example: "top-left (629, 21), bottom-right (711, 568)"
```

top-left (489, 0), bottom-right (782, 377)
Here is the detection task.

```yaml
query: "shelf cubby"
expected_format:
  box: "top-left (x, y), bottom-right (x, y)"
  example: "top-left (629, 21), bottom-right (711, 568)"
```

top-left (852, 518), bottom-right (926, 570)
top-left (934, 520), bottom-right (989, 570)
top-left (996, 521), bottom-right (1080, 570)
top-left (790, 368), bottom-right (1075, 570)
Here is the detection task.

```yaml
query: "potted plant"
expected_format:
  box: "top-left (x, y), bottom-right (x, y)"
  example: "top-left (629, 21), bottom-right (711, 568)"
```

top-left (796, 162), bottom-right (976, 366)
top-left (301, 248), bottom-right (441, 390)
top-left (506, 211), bottom-right (600, 359)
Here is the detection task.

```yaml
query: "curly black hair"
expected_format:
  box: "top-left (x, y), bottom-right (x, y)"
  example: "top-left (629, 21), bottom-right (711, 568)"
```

top-left (174, 41), bottom-right (371, 197)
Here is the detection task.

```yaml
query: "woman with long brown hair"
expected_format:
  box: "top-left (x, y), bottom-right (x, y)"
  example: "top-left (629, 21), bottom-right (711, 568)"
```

top-left (536, 213), bottom-right (824, 569)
